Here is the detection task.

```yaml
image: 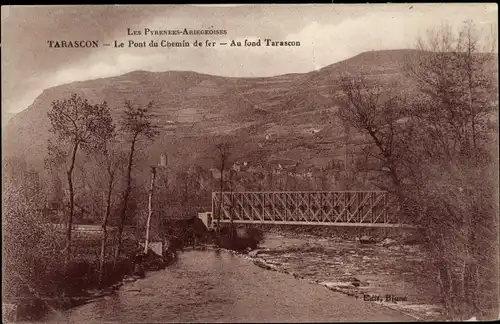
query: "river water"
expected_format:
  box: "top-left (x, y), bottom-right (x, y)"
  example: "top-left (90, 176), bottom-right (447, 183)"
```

top-left (256, 234), bottom-right (443, 320)
top-left (44, 249), bottom-right (414, 323)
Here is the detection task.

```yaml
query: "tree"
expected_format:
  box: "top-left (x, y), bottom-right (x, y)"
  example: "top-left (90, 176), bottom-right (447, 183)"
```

top-left (337, 75), bottom-right (408, 196)
top-left (3, 157), bottom-right (61, 307)
top-left (46, 167), bottom-right (65, 221)
top-left (337, 20), bottom-right (498, 320)
top-left (227, 169), bottom-right (237, 241)
top-left (404, 20), bottom-right (497, 161)
top-left (84, 115), bottom-right (123, 285)
top-left (115, 101), bottom-right (158, 259)
top-left (46, 94), bottom-right (113, 264)
top-left (177, 171), bottom-right (191, 218)
top-left (401, 21), bottom-right (498, 320)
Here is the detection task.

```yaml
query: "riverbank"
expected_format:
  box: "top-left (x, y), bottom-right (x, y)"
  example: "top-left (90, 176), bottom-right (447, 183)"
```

top-left (64, 247), bottom-right (171, 305)
top-left (11, 230), bottom-right (442, 322)
top-left (2, 239), bottom-right (170, 322)
top-left (65, 231), bottom-right (442, 322)
top-left (241, 233), bottom-right (444, 321)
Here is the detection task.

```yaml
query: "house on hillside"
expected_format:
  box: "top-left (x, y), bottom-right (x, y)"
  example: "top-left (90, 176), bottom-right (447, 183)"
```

top-left (270, 159), bottom-right (298, 174)
top-left (232, 161), bottom-right (249, 172)
top-left (294, 164), bottom-right (313, 180)
top-left (311, 128), bottom-right (322, 135)
top-left (265, 133), bottom-right (277, 141)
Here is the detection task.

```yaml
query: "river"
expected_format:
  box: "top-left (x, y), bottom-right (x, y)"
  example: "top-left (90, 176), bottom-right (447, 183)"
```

top-left (43, 249), bottom-right (414, 323)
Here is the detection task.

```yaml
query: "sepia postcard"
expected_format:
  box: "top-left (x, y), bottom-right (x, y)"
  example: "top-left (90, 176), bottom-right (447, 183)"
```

top-left (2, 4), bottom-right (499, 323)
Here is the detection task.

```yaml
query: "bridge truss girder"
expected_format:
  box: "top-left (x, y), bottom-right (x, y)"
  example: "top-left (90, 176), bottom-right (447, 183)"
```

top-left (212, 191), bottom-right (414, 228)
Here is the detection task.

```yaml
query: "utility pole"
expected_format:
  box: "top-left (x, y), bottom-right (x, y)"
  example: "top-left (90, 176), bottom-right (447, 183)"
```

top-left (144, 166), bottom-right (157, 254)
top-left (144, 154), bottom-right (167, 254)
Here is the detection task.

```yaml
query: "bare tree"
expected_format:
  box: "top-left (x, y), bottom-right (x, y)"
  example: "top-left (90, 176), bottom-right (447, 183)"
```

top-left (337, 75), bottom-right (408, 196)
top-left (227, 169), bottom-right (236, 241)
top-left (338, 21), bottom-right (498, 320)
top-left (115, 101), bottom-right (159, 259)
top-left (85, 119), bottom-right (126, 285)
top-left (401, 21), bottom-right (498, 320)
top-left (46, 94), bottom-right (113, 264)
top-left (404, 20), bottom-right (498, 160)
top-left (169, 170), bottom-right (198, 219)
top-left (179, 171), bottom-right (190, 219)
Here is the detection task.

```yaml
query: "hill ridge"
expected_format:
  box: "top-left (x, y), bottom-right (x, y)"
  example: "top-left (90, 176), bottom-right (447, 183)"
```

top-left (2, 49), bottom-right (418, 173)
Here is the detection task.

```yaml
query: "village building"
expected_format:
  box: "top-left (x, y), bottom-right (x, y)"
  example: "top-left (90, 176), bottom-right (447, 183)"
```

top-left (270, 159), bottom-right (298, 172)
top-left (232, 160), bottom-right (249, 172)
top-left (265, 133), bottom-right (277, 141)
top-left (294, 164), bottom-right (314, 180)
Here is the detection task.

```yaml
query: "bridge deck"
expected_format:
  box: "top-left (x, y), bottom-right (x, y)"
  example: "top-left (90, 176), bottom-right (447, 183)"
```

top-left (218, 219), bottom-right (418, 229)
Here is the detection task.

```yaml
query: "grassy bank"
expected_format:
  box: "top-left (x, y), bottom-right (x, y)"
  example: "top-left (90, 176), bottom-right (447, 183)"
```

top-left (2, 230), bottom-right (167, 322)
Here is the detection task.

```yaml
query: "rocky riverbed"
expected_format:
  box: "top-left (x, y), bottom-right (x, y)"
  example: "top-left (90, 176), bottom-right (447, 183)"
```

top-left (244, 233), bottom-right (444, 321)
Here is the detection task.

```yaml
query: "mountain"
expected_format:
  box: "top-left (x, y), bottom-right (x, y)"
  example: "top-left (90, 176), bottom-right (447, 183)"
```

top-left (2, 111), bottom-right (16, 128)
top-left (2, 49), bottom-right (418, 173)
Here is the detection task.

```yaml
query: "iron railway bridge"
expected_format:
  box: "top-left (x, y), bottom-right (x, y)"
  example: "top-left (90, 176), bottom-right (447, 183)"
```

top-left (210, 191), bottom-right (417, 229)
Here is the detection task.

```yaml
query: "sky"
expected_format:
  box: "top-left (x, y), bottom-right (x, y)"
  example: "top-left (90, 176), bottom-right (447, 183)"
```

top-left (1, 3), bottom-right (497, 115)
